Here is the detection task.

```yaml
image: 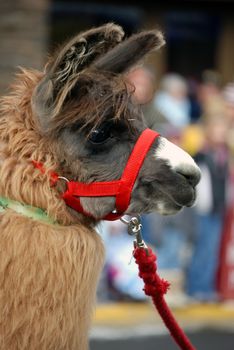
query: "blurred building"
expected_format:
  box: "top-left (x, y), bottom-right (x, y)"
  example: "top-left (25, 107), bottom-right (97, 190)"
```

top-left (0, 0), bottom-right (234, 95)
top-left (0, 0), bottom-right (49, 93)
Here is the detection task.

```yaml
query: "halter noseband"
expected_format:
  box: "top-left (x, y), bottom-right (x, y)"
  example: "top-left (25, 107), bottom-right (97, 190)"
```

top-left (33, 128), bottom-right (160, 221)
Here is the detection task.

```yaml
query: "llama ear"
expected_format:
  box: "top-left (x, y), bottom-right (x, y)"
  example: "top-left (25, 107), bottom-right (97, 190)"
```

top-left (93, 30), bottom-right (165, 74)
top-left (32, 23), bottom-right (125, 132)
top-left (46, 23), bottom-right (124, 80)
top-left (31, 76), bottom-right (55, 132)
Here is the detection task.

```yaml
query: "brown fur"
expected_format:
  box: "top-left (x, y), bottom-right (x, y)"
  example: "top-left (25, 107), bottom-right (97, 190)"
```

top-left (0, 211), bottom-right (104, 350)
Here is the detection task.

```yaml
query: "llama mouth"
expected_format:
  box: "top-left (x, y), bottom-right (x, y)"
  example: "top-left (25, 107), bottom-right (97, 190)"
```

top-left (170, 188), bottom-right (196, 208)
top-left (157, 184), bottom-right (196, 211)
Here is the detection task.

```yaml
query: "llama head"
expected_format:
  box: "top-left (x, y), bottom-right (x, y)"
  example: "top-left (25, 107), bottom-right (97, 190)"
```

top-left (31, 23), bottom-right (200, 219)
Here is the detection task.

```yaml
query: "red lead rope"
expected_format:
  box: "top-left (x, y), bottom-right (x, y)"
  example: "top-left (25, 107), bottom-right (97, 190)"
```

top-left (133, 246), bottom-right (196, 350)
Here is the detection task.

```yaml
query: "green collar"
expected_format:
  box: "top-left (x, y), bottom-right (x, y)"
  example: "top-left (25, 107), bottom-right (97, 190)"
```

top-left (0, 196), bottom-right (56, 225)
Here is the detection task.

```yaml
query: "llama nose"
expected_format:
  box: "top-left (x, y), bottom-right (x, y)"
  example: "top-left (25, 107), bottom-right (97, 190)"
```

top-left (154, 137), bottom-right (201, 188)
top-left (176, 165), bottom-right (201, 187)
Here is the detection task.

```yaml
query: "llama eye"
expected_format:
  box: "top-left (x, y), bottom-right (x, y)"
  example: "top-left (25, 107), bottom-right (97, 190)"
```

top-left (88, 124), bottom-right (112, 144)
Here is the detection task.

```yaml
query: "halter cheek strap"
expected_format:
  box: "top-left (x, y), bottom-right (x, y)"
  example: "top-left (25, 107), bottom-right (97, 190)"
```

top-left (62, 128), bottom-right (159, 220)
top-left (33, 128), bottom-right (160, 221)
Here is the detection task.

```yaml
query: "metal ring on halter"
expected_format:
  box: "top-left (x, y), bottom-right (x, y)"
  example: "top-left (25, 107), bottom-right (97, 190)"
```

top-left (58, 176), bottom-right (69, 183)
top-left (120, 214), bottom-right (141, 226)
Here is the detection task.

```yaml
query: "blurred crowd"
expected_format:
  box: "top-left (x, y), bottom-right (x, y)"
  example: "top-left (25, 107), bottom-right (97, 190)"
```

top-left (97, 66), bottom-right (234, 306)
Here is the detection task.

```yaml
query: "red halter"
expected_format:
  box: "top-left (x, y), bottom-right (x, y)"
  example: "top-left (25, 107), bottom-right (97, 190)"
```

top-left (33, 128), bottom-right (160, 220)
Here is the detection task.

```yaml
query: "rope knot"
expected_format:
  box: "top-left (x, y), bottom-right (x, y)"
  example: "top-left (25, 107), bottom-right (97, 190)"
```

top-left (143, 276), bottom-right (170, 296)
top-left (133, 247), bottom-right (157, 263)
top-left (133, 247), bottom-right (170, 297)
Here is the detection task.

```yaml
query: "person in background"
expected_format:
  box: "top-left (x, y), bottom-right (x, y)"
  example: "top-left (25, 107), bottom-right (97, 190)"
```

top-left (223, 82), bottom-right (234, 160)
top-left (186, 101), bottom-right (229, 301)
top-left (153, 73), bottom-right (191, 128)
top-left (197, 70), bottom-right (223, 117)
top-left (127, 65), bottom-right (156, 105)
top-left (126, 65), bottom-right (168, 132)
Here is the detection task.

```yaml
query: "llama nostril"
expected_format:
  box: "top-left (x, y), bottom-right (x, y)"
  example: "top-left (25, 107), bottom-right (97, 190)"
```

top-left (177, 167), bottom-right (201, 187)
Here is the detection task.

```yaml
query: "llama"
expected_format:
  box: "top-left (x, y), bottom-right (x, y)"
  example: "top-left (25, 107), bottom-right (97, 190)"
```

top-left (0, 23), bottom-right (200, 349)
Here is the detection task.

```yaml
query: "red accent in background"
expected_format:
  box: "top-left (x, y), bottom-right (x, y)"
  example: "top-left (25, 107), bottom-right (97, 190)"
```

top-left (217, 205), bottom-right (234, 300)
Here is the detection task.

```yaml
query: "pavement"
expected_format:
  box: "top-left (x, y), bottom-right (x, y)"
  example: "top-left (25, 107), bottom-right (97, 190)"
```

top-left (90, 329), bottom-right (234, 350)
top-left (90, 300), bottom-right (234, 349)
top-left (92, 300), bottom-right (234, 330)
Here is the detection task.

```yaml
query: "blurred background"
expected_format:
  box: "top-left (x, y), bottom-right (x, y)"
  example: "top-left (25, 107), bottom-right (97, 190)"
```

top-left (1, 0), bottom-right (234, 349)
